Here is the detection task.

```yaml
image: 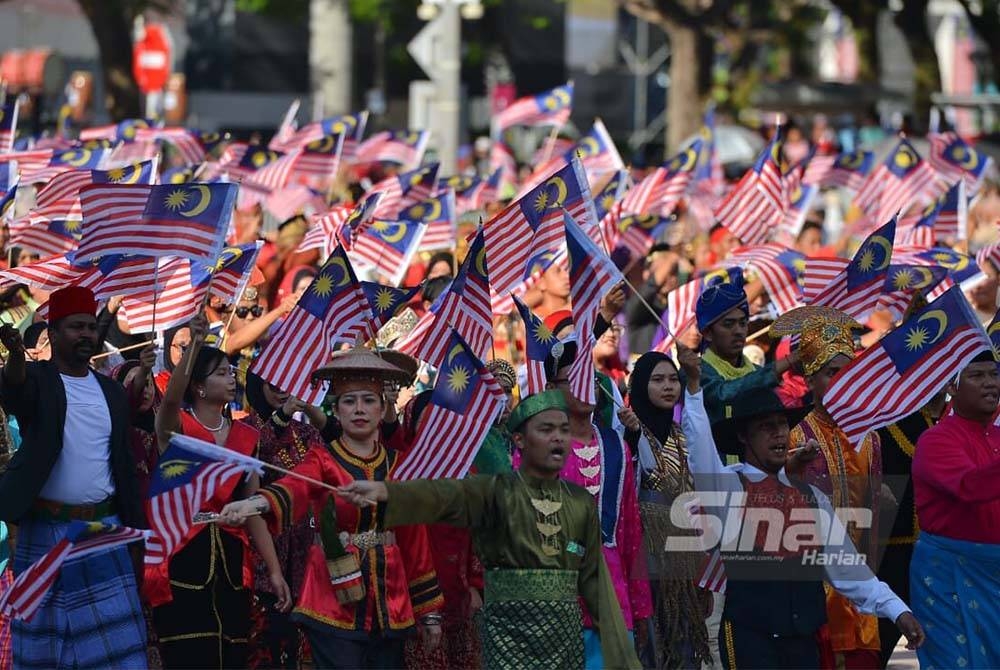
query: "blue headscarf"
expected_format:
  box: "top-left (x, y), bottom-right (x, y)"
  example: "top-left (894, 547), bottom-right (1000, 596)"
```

top-left (695, 281), bottom-right (748, 332)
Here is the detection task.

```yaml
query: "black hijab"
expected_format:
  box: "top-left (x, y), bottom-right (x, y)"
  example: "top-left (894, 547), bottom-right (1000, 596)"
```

top-left (161, 324), bottom-right (190, 373)
top-left (245, 371), bottom-right (274, 419)
top-left (628, 351), bottom-right (678, 444)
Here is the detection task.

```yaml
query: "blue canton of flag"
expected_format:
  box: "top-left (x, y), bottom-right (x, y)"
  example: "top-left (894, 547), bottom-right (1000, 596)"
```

top-left (883, 264), bottom-right (948, 296)
top-left (431, 332), bottom-right (483, 413)
top-left (846, 217), bottom-right (896, 289)
top-left (361, 281), bottom-right (421, 329)
top-left (913, 247), bottom-right (982, 286)
top-left (50, 148), bottom-right (107, 170)
top-left (987, 309), bottom-right (1000, 361)
top-left (193, 130), bottom-right (229, 154)
top-left (92, 160), bottom-right (157, 185)
top-left (594, 170), bottom-right (628, 221)
top-left (513, 294), bottom-right (558, 395)
top-left (238, 147), bottom-right (284, 171)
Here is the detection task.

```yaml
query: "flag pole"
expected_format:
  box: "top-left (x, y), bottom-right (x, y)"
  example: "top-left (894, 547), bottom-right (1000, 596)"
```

top-left (538, 123), bottom-right (563, 167)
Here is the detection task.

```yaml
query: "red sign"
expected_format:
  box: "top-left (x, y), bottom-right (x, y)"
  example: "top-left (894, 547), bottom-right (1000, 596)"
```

top-left (491, 83), bottom-right (517, 116)
top-left (133, 23), bottom-right (172, 94)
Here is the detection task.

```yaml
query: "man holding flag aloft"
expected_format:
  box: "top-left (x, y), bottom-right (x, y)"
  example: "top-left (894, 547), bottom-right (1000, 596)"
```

top-left (0, 286), bottom-right (148, 669)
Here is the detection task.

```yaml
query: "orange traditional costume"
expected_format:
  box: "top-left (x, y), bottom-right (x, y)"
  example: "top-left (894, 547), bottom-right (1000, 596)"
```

top-left (776, 307), bottom-right (883, 669)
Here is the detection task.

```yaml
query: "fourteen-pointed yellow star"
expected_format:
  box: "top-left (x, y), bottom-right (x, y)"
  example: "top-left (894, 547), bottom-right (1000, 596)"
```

top-left (447, 365), bottom-right (470, 394)
top-left (160, 460), bottom-right (192, 478)
top-left (892, 269), bottom-right (915, 290)
top-left (534, 190), bottom-right (550, 213)
top-left (63, 219), bottom-right (81, 233)
top-left (107, 167), bottom-right (126, 181)
top-left (312, 273), bottom-right (335, 297)
top-left (372, 220), bottom-right (390, 233)
top-left (533, 322), bottom-right (554, 343)
top-left (165, 189), bottom-right (189, 211)
top-left (905, 326), bottom-right (929, 351)
top-left (856, 248), bottom-right (876, 272)
top-left (374, 288), bottom-right (395, 312)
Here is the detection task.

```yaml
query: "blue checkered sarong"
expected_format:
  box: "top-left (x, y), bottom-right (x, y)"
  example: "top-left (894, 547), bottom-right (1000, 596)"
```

top-left (12, 515), bottom-right (147, 670)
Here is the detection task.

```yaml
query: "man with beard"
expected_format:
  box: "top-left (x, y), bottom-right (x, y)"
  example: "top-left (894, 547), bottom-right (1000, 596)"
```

top-left (0, 286), bottom-right (147, 669)
top-left (910, 352), bottom-right (1000, 670)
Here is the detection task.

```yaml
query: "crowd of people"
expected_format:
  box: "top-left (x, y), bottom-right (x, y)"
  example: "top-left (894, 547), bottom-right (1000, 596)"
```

top-left (0, 107), bottom-right (998, 670)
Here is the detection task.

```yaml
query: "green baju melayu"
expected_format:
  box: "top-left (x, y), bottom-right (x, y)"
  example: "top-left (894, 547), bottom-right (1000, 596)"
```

top-left (384, 472), bottom-right (640, 670)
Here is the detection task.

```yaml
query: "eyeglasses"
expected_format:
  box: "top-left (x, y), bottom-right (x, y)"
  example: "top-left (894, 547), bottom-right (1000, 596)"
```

top-left (234, 305), bottom-right (264, 318)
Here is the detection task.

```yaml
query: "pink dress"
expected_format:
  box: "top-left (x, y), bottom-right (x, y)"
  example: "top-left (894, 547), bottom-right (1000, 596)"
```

top-left (513, 428), bottom-right (653, 630)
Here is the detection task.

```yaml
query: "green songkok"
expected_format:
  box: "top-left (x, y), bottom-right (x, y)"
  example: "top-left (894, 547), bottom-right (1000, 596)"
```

top-left (507, 390), bottom-right (568, 433)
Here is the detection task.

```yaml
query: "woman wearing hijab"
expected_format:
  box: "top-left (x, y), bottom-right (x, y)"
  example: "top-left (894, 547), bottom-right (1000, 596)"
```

top-left (111, 345), bottom-right (160, 498)
top-left (242, 372), bottom-right (333, 669)
top-left (627, 351), bottom-right (711, 669)
top-left (154, 323), bottom-right (193, 395)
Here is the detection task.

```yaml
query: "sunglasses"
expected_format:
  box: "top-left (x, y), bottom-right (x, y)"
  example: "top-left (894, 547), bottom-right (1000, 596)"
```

top-left (234, 305), bottom-right (264, 318)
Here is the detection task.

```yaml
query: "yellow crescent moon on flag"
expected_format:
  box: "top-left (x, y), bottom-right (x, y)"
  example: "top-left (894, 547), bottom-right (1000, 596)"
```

top-left (934, 251), bottom-right (968, 272)
top-left (121, 162), bottom-right (145, 184)
top-left (868, 235), bottom-right (893, 271)
top-left (544, 176), bottom-right (568, 209)
top-left (201, 132), bottom-right (220, 144)
top-left (214, 246), bottom-right (244, 272)
top-left (0, 109), bottom-right (4, 123)
top-left (578, 137), bottom-right (600, 157)
top-left (380, 222), bottom-right (408, 244)
top-left (917, 310), bottom-right (948, 345)
top-left (957, 146), bottom-right (980, 170)
top-left (422, 198), bottom-right (442, 221)
top-left (475, 244), bottom-right (488, 276)
top-left (447, 343), bottom-right (464, 365)
top-left (553, 87), bottom-right (570, 106)
top-left (326, 255), bottom-right (352, 287)
top-left (914, 266), bottom-right (934, 287)
top-left (62, 149), bottom-right (93, 167)
top-left (307, 135), bottom-right (335, 153)
top-left (988, 320), bottom-right (1000, 337)
top-left (179, 185), bottom-right (213, 218)
top-left (702, 268), bottom-right (733, 286)
top-left (331, 120), bottom-right (348, 135)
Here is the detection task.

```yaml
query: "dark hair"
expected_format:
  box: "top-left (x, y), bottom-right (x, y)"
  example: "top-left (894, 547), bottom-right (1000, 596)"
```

top-left (422, 276), bottom-right (452, 305)
top-left (628, 351), bottom-right (679, 443)
top-left (425, 252), bottom-right (455, 278)
top-left (184, 346), bottom-right (229, 405)
top-left (797, 221), bottom-right (823, 238)
top-left (23, 321), bottom-right (48, 349)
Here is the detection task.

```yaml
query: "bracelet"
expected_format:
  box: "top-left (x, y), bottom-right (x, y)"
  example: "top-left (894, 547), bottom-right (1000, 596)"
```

top-left (271, 410), bottom-right (289, 427)
top-left (421, 613), bottom-right (443, 626)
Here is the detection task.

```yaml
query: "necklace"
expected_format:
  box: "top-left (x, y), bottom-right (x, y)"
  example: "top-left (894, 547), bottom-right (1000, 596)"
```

top-left (517, 471), bottom-right (565, 557)
top-left (189, 409), bottom-right (228, 432)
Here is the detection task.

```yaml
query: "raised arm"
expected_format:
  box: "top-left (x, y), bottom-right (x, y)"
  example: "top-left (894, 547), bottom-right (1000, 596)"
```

top-left (155, 312), bottom-right (208, 452)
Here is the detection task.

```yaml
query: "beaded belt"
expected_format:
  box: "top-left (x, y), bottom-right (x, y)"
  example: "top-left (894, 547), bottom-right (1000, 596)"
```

top-left (339, 530), bottom-right (396, 551)
top-left (31, 497), bottom-right (116, 523)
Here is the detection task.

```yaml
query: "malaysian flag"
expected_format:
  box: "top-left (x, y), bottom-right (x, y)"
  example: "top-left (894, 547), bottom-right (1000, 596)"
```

top-left (728, 244), bottom-right (806, 314)
top-left (0, 521), bottom-right (148, 621)
top-left (144, 435), bottom-right (256, 570)
top-left (366, 164), bottom-right (438, 220)
top-left (855, 138), bottom-right (940, 229)
top-left (927, 132), bottom-right (993, 192)
top-left (349, 218), bottom-right (427, 285)
top-left (0, 185), bottom-right (16, 223)
top-left (340, 191), bottom-right (385, 250)
top-left (190, 242), bottom-right (264, 304)
top-left (825, 286), bottom-right (991, 446)
top-left (988, 309), bottom-right (1000, 360)
top-left (895, 246), bottom-right (983, 290)
top-left (10, 217), bottom-right (83, 258)
top-left (616, 214), bottom-right (672, 260)
top-left (79, 118), bottom-right (150, 142)
top-left (781, 181), bottom-right (819, 237)
top-left (265, 184), bottom-right (328, 221)
top-left (134, 127), bottom-right (206, 166)
top-left (192, 130), bottom-right (231, 157)
top-left (484, 157), bottom-right (595, 299)
top-left (392, 330), bottom-right (506, 480)
top-left (272, 111), bottom-right (368, 158)
top-left (19, 147), bottom-right (112, 184)
top-left (289, 133), bottom-right (346, 185)
top-left (513, 294), bottom-right (556, 395)
top-left (252, 246), bottom-right (373, 404)
top-left (714, 133), bottom-right (785, 245)
top-left (899, 181), bottom-right (966, 247)
top-left (298, 196), bottom-right (377, 258)
top-left (803, 150), bottom-right (874, 191)
top-left (623, 141), bottom-right (700, 219)
top-left (977, 243), bottom-right (1000, 275)
top-left (360, 281), bottom-right (421, 330)
top-left (104, 140), bottom-right (161, 168)
top-left (666, 267), bottom-right (743, 342)
top-left (878, 264), bottom-right (951, 319)
top-left (692, 106), bottom-right (725, 199)
top-left (397, 228), bottom-right (493, 365)
top-left (493, 82), bottom-right (573, 133)
top-left (440, 173), bottom-right (497, 214)
top-left (489, 140), bottom-right (518, 194)
top-left (807, 217), bottom-right (896, 319)
top-left (222, 145), bottom-right (285, 181)
top-left (31, 159), bottom-right (158, 223)
top-left (76, 182), bottom-right (237, 263)
top-left (565, 120), bottom-right (625, 184)
top-left (564, 210), bottom-right (624, 405)
top-left (594, 169), bottom-right (629, 251)
top-left (0, 100), bottom-right (18, 153)
top-left (119, 257), bottom-right (209, 333)
top-left (405, 190), bottom-right (456, 251)
top-left (0, 253), bottom-right (156, 302)
top-left (355, 130), bottom-right (429, 170)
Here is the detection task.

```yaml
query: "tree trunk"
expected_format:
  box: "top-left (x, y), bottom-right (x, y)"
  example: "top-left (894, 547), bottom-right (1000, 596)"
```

top-left (664, 19), bottom-right (705, 153)
top-left (309, 0), bottom-right (353, 116)
top-left (895, 0), bottom-right (939, 131)
top-left (76, 0), bottom-right (142, 121)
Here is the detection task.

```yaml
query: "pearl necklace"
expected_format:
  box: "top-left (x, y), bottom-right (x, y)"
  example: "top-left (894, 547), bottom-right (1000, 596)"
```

top-left (189, 409), bottom-right (228, 432)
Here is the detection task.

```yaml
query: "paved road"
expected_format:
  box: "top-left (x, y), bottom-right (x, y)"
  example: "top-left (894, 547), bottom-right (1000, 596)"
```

top-left (888, 638), bottom-right (919, 669)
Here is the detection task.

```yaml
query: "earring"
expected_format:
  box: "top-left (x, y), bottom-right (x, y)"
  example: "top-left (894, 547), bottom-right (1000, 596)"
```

top-left (198, 389), bottom-right (206, 398)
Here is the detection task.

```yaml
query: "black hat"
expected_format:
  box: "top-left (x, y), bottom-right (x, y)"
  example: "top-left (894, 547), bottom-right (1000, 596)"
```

top-left (710, 390), bottom-right (810, 456)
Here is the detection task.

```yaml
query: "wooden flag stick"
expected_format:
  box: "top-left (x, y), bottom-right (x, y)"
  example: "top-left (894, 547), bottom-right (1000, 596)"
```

top-left (91, 340), bottom-right (150, 361)
top-left (538, 124), bottom-right (562, 167)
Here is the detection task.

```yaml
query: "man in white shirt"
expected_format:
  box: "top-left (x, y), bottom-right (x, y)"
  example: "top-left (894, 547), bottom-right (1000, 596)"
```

top-left (673, 344), bottom-right (924, 669)
top-left (0, 286), bottom-right (147, 669)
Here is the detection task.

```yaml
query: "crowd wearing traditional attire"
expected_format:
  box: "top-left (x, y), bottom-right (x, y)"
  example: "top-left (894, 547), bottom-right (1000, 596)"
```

top-left (3, 78), bottom-right (1000, 670)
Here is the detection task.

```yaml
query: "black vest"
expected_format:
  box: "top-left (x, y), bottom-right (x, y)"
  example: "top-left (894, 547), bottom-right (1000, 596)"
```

top-left (722, 474), bottom-right (828, 636)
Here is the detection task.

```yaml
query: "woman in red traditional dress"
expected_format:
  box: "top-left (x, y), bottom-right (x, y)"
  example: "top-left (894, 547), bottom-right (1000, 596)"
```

top-left (219, 347), bottom-right (445, 670)
top-left (151, 312), bottom-right (291, 669)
